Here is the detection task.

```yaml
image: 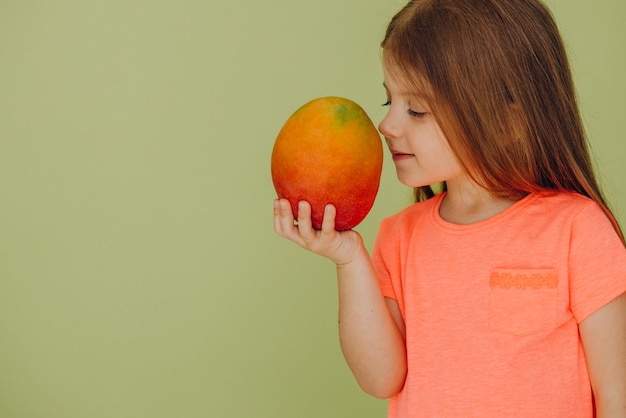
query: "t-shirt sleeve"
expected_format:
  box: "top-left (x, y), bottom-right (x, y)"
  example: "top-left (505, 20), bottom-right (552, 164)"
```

top-left (372, 217), bottom-right (400, 301)
top-left (569, 202), bottom-right (626, 323)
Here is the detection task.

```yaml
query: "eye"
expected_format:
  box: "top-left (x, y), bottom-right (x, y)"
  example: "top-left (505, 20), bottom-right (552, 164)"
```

top-left (382, 100), bottom-right (391, 107)
top-left (407, 108), bottom-right (428, 118)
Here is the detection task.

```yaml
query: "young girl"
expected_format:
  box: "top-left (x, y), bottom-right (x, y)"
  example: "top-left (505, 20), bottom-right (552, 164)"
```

top-left (273, 0), bottom-right (626, 416)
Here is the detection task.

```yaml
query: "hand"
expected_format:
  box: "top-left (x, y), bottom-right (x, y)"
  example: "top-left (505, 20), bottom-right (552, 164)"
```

top-left (273, 198), bottom-right (364, 266)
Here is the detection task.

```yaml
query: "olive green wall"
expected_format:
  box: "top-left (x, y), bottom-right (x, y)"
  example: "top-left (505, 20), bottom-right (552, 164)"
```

top-left (548, 0), bottom-right (626, 223)
top-left (0, 1), bottom-right (623, 417)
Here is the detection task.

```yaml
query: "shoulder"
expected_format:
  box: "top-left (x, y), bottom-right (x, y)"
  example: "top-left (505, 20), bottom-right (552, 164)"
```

top-left (518, 191), bottom-right (606, 228)
top-left (525, 192), bottom-right (625, 264)
top-left (529, 191), bottom-right (595, 212)
top-left (532, 192), bottom-right (620, 232)
top-left (499, 191), bottom-right (618, 241)
top-left (372, 196), bottom-right (438, 276)
top-left (379, 194), bottom-right (440, 234)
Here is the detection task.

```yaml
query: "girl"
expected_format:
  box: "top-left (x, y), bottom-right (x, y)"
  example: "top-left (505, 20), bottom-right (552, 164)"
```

top-left (273, 0), bottom-right (626, 416)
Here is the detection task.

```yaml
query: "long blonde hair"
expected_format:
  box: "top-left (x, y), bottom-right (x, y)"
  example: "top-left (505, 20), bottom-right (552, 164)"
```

top-left (382, 0), bottom-right (624, 243)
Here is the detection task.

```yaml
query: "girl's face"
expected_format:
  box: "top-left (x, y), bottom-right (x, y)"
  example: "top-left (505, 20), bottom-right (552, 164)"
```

top-left (378, 66), bottom-right (465, 188)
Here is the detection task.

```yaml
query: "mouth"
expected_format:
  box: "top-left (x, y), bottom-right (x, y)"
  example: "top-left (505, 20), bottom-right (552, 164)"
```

top-left (390, 149), bottom-right (414, 162)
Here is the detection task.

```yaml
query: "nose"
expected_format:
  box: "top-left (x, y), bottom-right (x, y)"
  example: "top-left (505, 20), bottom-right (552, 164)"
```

top-left (378, 112), bottom-right (401, 141)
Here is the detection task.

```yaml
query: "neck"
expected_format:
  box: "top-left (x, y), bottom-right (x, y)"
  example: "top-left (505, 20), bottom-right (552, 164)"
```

top-left (439, 179), bottom-right (521, 225)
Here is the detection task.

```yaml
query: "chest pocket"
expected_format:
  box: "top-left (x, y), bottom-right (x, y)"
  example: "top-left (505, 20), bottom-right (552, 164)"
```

top-left (489, 268), bottom-right (558, 335)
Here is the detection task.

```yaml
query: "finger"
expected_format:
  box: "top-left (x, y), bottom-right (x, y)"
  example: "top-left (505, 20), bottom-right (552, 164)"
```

top-left (320, 204), bottom-right (337, 234)
top-left (275, 198), bottom-right (297, 237)
top-left (296, 201), bottom-right (314, 237)
top-left (273, 199), bottom-right (284, 234)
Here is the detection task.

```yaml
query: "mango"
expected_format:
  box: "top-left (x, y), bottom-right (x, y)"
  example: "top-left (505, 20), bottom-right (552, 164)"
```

top-left (271, 97), bottom-right (383, 230)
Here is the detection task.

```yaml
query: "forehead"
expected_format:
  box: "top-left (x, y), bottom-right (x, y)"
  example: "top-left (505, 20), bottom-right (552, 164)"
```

top-left (382, 51), bottom-right (433, 93)
top-left (382, 68), bottom-right (432, 102)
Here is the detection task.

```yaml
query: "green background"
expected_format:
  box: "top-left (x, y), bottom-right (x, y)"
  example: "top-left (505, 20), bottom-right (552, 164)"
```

top-left (0, 1), bottom-right (623, 417)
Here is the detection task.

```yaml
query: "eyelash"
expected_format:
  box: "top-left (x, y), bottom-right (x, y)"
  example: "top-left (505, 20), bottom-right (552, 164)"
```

top-left (382, 100), bottom-right (428, 118)
top-left (408, 109), bottom-right (428, 118)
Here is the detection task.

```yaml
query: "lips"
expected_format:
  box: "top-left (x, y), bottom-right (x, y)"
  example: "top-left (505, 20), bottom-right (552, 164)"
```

top-left (390, 149), bottom-right (414, 161)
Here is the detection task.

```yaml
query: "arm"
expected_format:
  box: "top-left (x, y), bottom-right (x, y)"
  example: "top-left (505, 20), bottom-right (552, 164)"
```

top-left (336, 250), bottom-right (407, 398)
top-left (274, 199), bottom-right (407, 398)
top-left (579, 291), bottom-right (626, 418)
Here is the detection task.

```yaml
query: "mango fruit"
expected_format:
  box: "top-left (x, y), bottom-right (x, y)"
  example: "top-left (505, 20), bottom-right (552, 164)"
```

top-left (271, 97), bottom-right (383, 230)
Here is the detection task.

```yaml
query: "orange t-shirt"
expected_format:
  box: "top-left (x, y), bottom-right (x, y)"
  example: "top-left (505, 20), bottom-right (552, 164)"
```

top-left (372, 192), bottom-right (626, 418)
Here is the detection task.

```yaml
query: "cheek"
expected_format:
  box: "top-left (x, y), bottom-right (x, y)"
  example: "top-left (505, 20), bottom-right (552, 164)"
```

top-left (428, 130), bottom-right (463, 175)
top-left (438, 142), bottom-right (458, 163)
top-left (435, 141), bottom-right (461, 168)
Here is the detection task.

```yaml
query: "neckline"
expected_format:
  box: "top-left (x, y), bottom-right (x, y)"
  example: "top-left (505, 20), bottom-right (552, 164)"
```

top-left (430, 192), bottom-right (537, 232)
